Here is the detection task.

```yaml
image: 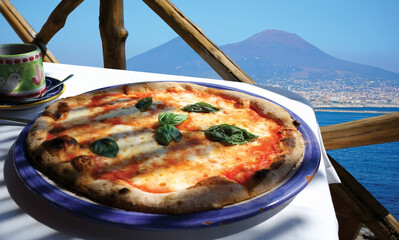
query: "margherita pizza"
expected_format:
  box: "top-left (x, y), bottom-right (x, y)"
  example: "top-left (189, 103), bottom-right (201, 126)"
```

top-left (26, 82), bottom-right (304, 214)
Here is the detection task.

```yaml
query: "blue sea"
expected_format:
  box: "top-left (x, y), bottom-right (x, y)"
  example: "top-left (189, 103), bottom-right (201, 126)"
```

top-left (315, 107), bottom-right (399, 220)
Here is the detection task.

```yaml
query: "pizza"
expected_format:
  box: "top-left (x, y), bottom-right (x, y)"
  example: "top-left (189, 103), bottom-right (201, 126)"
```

top-left (26, 82), bottom-right (304, 214)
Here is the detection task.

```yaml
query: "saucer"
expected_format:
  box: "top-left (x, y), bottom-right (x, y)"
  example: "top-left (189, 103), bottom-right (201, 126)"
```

top-left (0, 77), bottom-right (65, 110)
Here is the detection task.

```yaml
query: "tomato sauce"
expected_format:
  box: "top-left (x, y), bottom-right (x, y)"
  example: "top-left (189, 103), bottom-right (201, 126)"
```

top-left (176, 116), bottom-right (197, 132)
top-left (223, 163), bottom-right (256, 185)
top-left (132, 184), bottom-right (172, 194)
top-left (129, 92), bottom-right (152, 99)
top-left (222, 133), bottom-right (282, 185)
top-left (45, 132), bottom-right (56, 140)
top-left (247, 109), bottom-right (264, 123)
top-left (104, 117), bottom-right (123, 125)
top-left (99, 164), bottom-right (138, 182)
top-left (89, 94), bottom-right (112, 106)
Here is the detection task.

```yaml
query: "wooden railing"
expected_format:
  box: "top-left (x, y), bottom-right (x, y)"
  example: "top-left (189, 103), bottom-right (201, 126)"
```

top-left (321, 112), bottom-right (399, 150)
top-left (1, 0), bottom-right (399, 239)
top-left (142, 0), bottom-right (255, 84)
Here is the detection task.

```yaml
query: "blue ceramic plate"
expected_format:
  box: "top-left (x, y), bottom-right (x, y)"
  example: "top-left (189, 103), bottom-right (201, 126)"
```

top-left (13, 81), bottom-right (320, 230)
top-left (0, 77), bottom-right (65, 109)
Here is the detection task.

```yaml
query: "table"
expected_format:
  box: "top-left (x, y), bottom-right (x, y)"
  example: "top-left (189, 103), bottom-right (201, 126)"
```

top-left (0, 63), bottom-right (340, 240)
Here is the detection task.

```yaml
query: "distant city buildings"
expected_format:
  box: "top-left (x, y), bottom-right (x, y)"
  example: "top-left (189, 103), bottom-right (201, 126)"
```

top-left (258, 76), bottom-right (399, 107)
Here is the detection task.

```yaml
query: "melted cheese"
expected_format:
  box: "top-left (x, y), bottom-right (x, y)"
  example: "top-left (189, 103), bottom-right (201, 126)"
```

top-left (52, 89), bottom-right (283, 193)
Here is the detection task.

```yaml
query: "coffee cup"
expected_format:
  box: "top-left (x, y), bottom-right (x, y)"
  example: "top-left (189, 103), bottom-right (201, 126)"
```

top-left (0, 43), bottom-right (46, 101)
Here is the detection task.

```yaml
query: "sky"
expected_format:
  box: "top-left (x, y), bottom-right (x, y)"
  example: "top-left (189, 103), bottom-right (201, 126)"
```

top-left (1, 0), bottom-right (399, 73)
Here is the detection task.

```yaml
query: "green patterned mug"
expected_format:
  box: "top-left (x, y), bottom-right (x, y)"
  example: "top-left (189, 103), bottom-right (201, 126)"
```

top-left (0, 43), bottom-right (46, 100)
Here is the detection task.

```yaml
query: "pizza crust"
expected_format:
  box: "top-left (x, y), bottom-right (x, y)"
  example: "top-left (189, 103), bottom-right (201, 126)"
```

top-left (26, 81), bottom-right (304, 214)
top-left (247, 130), bottom-right (304, 196)
top-left (81, 176), bottom-right (249, 214)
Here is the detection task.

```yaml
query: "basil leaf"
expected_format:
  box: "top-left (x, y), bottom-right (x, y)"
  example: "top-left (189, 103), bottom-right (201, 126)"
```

top-left (156, 125), bottom-right (173, 146)
top-left (202, 124), bottom-right (258, 145)
top-left (166, 125), bottom-right (182, 142)
top-left (156, 124), bottom-right (182, 146)
top-left (135, 97), bottom-right (153, 112)
top-left (158, 112), bottom-right (173, 125)
top-left (158, 112), bottom-right (188, 126)
top-left (182, 102), bottom-right (220, 113)
top-left (89, 138), bottom-right (119, 158)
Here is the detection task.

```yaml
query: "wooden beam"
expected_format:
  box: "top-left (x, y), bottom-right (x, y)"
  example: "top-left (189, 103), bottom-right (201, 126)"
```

top-left (321, 112), bottom-right (399, 150)
top-left (329, 154), bottom-right (399, 239)
top-left (36, 0), bottom-right (84, 45)
top-left (99, 0), bottom-right (128, 69)
top-left (142, 0), bottom-right (255, 84)
top-left (0, 0), bottom-right (58, 63)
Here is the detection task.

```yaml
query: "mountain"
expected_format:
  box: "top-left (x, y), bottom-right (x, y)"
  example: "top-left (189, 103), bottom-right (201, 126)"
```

top-left (127, 36), bottom-right (216, 78)
top-left (126, 29), bottom-right (399, 86)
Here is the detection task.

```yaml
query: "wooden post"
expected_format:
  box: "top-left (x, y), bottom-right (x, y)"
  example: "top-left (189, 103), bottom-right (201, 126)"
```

top-left (142, 0), bottom-right (255, 84)
top-left (321, 112), bottom-right (399, 150)
top-left (99, 0), bottom-right (128, 69)
top-left (36, 0), bottom-right (84, 45)
top-left (0, 0), bottom-right (58, 63)
top-left (329, 154), bottom-right (399, 239)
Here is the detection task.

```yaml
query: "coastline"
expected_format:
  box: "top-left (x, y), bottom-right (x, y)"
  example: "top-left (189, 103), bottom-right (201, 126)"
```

top-left (312, 104), bottom-right (399, 114)
top-left (313, 109), bottom-right (396, 114)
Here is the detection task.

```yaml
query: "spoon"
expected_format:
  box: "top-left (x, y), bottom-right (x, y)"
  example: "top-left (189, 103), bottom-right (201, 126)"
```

top-left (39, 74), bottom-right (74, 99)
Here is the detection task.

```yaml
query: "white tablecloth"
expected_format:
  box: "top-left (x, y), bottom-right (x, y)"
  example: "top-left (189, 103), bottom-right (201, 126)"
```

top-left (0, 63), bottom-right (340, 240)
